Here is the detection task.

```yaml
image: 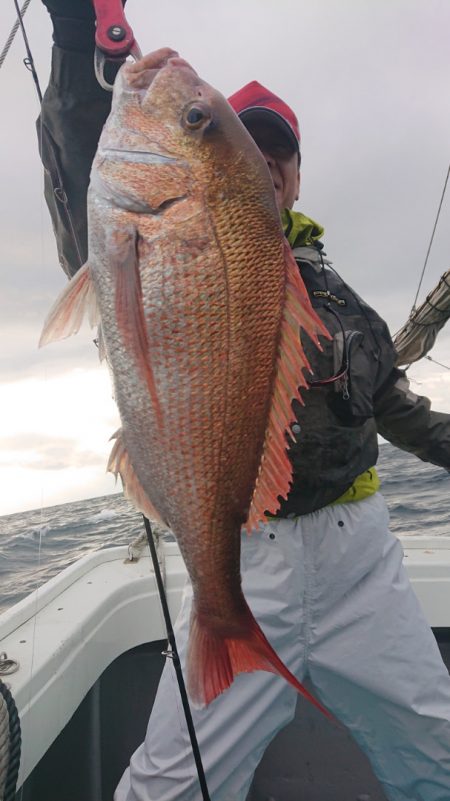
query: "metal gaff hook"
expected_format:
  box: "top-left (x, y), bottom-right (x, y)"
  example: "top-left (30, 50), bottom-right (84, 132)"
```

top-left (92, 0), bottom-right (143, 91)
top-left (94, 40), bottom-right (142, 91)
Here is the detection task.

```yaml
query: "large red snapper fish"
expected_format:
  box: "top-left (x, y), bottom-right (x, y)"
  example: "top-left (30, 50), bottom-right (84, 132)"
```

top-left (40, 55), bottom-right (330, 711)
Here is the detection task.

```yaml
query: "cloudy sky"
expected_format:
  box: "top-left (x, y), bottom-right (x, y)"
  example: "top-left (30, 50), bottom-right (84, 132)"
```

top-left (0, 0), bottom-right (449, 516)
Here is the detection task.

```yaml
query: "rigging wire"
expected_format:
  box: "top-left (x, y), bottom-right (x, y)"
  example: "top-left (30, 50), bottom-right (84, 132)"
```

top-left (0, 0), bottom-right (32, 72)
top-left (411, 162), bottom-right (450, 314)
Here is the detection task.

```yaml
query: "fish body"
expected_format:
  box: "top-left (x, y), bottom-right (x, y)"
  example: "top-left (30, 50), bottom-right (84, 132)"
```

top-left (41, 59), bottom-right (330, 710)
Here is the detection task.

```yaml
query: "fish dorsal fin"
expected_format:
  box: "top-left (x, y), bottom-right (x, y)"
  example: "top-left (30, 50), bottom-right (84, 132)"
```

top-left (244, 241), bottom-right (329, 532)
top-left (39, 263), bottom-right (98, 346)
top-left (107, 428), bottom-right (165, 525)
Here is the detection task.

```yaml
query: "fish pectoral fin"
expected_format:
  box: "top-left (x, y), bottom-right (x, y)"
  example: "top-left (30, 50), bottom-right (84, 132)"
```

top-left (244, 241), bottom-right (330, 532)
top-left (107, 429), bottom-right (165, 525)
top-left (187, 603), bottom-right (332, 718)
top-left (39, 263), bottom-right (99, 347)
top-left (112, 229), bottom-right (162, 424)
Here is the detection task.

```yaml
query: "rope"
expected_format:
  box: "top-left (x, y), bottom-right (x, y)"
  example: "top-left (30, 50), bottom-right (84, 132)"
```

top-left (0, 0), bottom-right (32, 71)
top-left (0, 694), bottom-right (9, 798)
top-left (411, 163), bottom-right (450, 313)
top-left (0, 681), bottom-right (21, 801)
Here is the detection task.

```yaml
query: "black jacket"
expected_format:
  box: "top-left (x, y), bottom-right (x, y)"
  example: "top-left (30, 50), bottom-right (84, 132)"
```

top-left (279, 245), bottom-right (450, 515)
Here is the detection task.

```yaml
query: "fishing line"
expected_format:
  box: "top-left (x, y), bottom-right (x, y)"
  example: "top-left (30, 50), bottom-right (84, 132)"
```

top-left (425, 355), bottom-right (450, 371)
top-left (142, 516), bottom-right (212, 801)
top-left (410, 162), bottom-right (450, 314)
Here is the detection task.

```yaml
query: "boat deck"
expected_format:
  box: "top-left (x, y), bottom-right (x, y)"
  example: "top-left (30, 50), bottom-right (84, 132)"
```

top-left (1, 536), bottom-right (449, 800)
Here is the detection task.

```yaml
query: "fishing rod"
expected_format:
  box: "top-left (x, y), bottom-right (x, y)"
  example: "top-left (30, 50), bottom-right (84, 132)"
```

top-left (143, 516), bottom-right (211, 801)
top-left (12, 0), bottom-right (42, 102)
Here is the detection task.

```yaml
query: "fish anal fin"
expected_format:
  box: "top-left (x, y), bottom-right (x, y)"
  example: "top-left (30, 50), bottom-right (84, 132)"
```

top-left (244, 241), bottom-right (330, 531)
top-left (107, 429), bottom-right (164, 524)
top-left (187, 603), bottom-right (331, 719)
top-left (39, 263), bottom-right (98, 347)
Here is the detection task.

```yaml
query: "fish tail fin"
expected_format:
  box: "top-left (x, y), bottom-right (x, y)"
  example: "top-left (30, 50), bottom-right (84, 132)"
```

top-left (187, 605), bottom-right (331, 718)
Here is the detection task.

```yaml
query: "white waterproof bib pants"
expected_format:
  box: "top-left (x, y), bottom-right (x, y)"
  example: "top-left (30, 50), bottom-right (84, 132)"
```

top-left (115, 494), bottom-right (450, 801)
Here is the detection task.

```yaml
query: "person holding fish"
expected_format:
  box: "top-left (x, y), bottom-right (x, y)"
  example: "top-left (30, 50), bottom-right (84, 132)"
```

top-left (38, 2), bottom-right (450, 800)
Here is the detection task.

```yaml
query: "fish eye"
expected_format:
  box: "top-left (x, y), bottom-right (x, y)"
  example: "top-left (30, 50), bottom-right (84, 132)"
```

top-left (183, 103), bottom-right (211, 130)
top-left (187, 108), bottom-right (205, 125)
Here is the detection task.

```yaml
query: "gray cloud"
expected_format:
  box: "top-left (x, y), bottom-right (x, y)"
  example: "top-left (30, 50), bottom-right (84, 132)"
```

top-left (0, 321), bottom-right (100, 382)
top-left (0, 432), bottom-right (105, 470)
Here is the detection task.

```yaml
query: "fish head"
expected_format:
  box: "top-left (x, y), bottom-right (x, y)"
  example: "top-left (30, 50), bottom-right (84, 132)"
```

top-left (91, 57), bottom-right (278, 216)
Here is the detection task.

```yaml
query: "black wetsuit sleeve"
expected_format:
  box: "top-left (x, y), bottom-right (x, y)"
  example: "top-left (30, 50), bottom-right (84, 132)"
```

top-left (37, 46), bottom-right (112, 277)
top-left (375, 368), bottom-right (450, 469)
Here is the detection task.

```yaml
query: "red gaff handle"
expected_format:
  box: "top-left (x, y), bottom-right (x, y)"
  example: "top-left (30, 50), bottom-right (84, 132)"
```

top-left (93, 0), bottom-right (136, 57)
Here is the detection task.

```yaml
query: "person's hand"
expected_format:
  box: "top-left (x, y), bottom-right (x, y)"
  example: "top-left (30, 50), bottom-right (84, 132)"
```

top-left (124, 48), bottom-right (179, 89)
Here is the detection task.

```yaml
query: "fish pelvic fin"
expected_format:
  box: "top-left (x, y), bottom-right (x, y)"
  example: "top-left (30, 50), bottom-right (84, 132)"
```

top-left (244, 241), bottom-right (330, 532)
top-left (113, 229), bottom-right (162, 426)
top-left (107, 428), bottom-right (164, 524)
top-left (187, 603), bottom-right (332, 718)
top-left (39, 263), bottom-right (99, 347)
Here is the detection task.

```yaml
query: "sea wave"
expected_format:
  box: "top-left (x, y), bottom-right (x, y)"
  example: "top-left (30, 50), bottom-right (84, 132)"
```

top-left (86, 508), bottom-right (119, 524)
top-left (1, 443), bottom-right (450, 613)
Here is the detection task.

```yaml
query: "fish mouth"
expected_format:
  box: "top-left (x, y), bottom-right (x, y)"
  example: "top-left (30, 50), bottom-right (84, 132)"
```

top-left (167, 56), bottom-right (198, 74)
top-left (121, 56), bottom-right (197, 94)
top-left (99, 147), bottom-right (177, 166)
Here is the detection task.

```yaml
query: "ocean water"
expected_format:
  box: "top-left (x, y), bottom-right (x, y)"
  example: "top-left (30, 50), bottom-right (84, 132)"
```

top-left (0, 442), bottom-right (449, 615)
top-left (0, 492), bottom-right (145, 614)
